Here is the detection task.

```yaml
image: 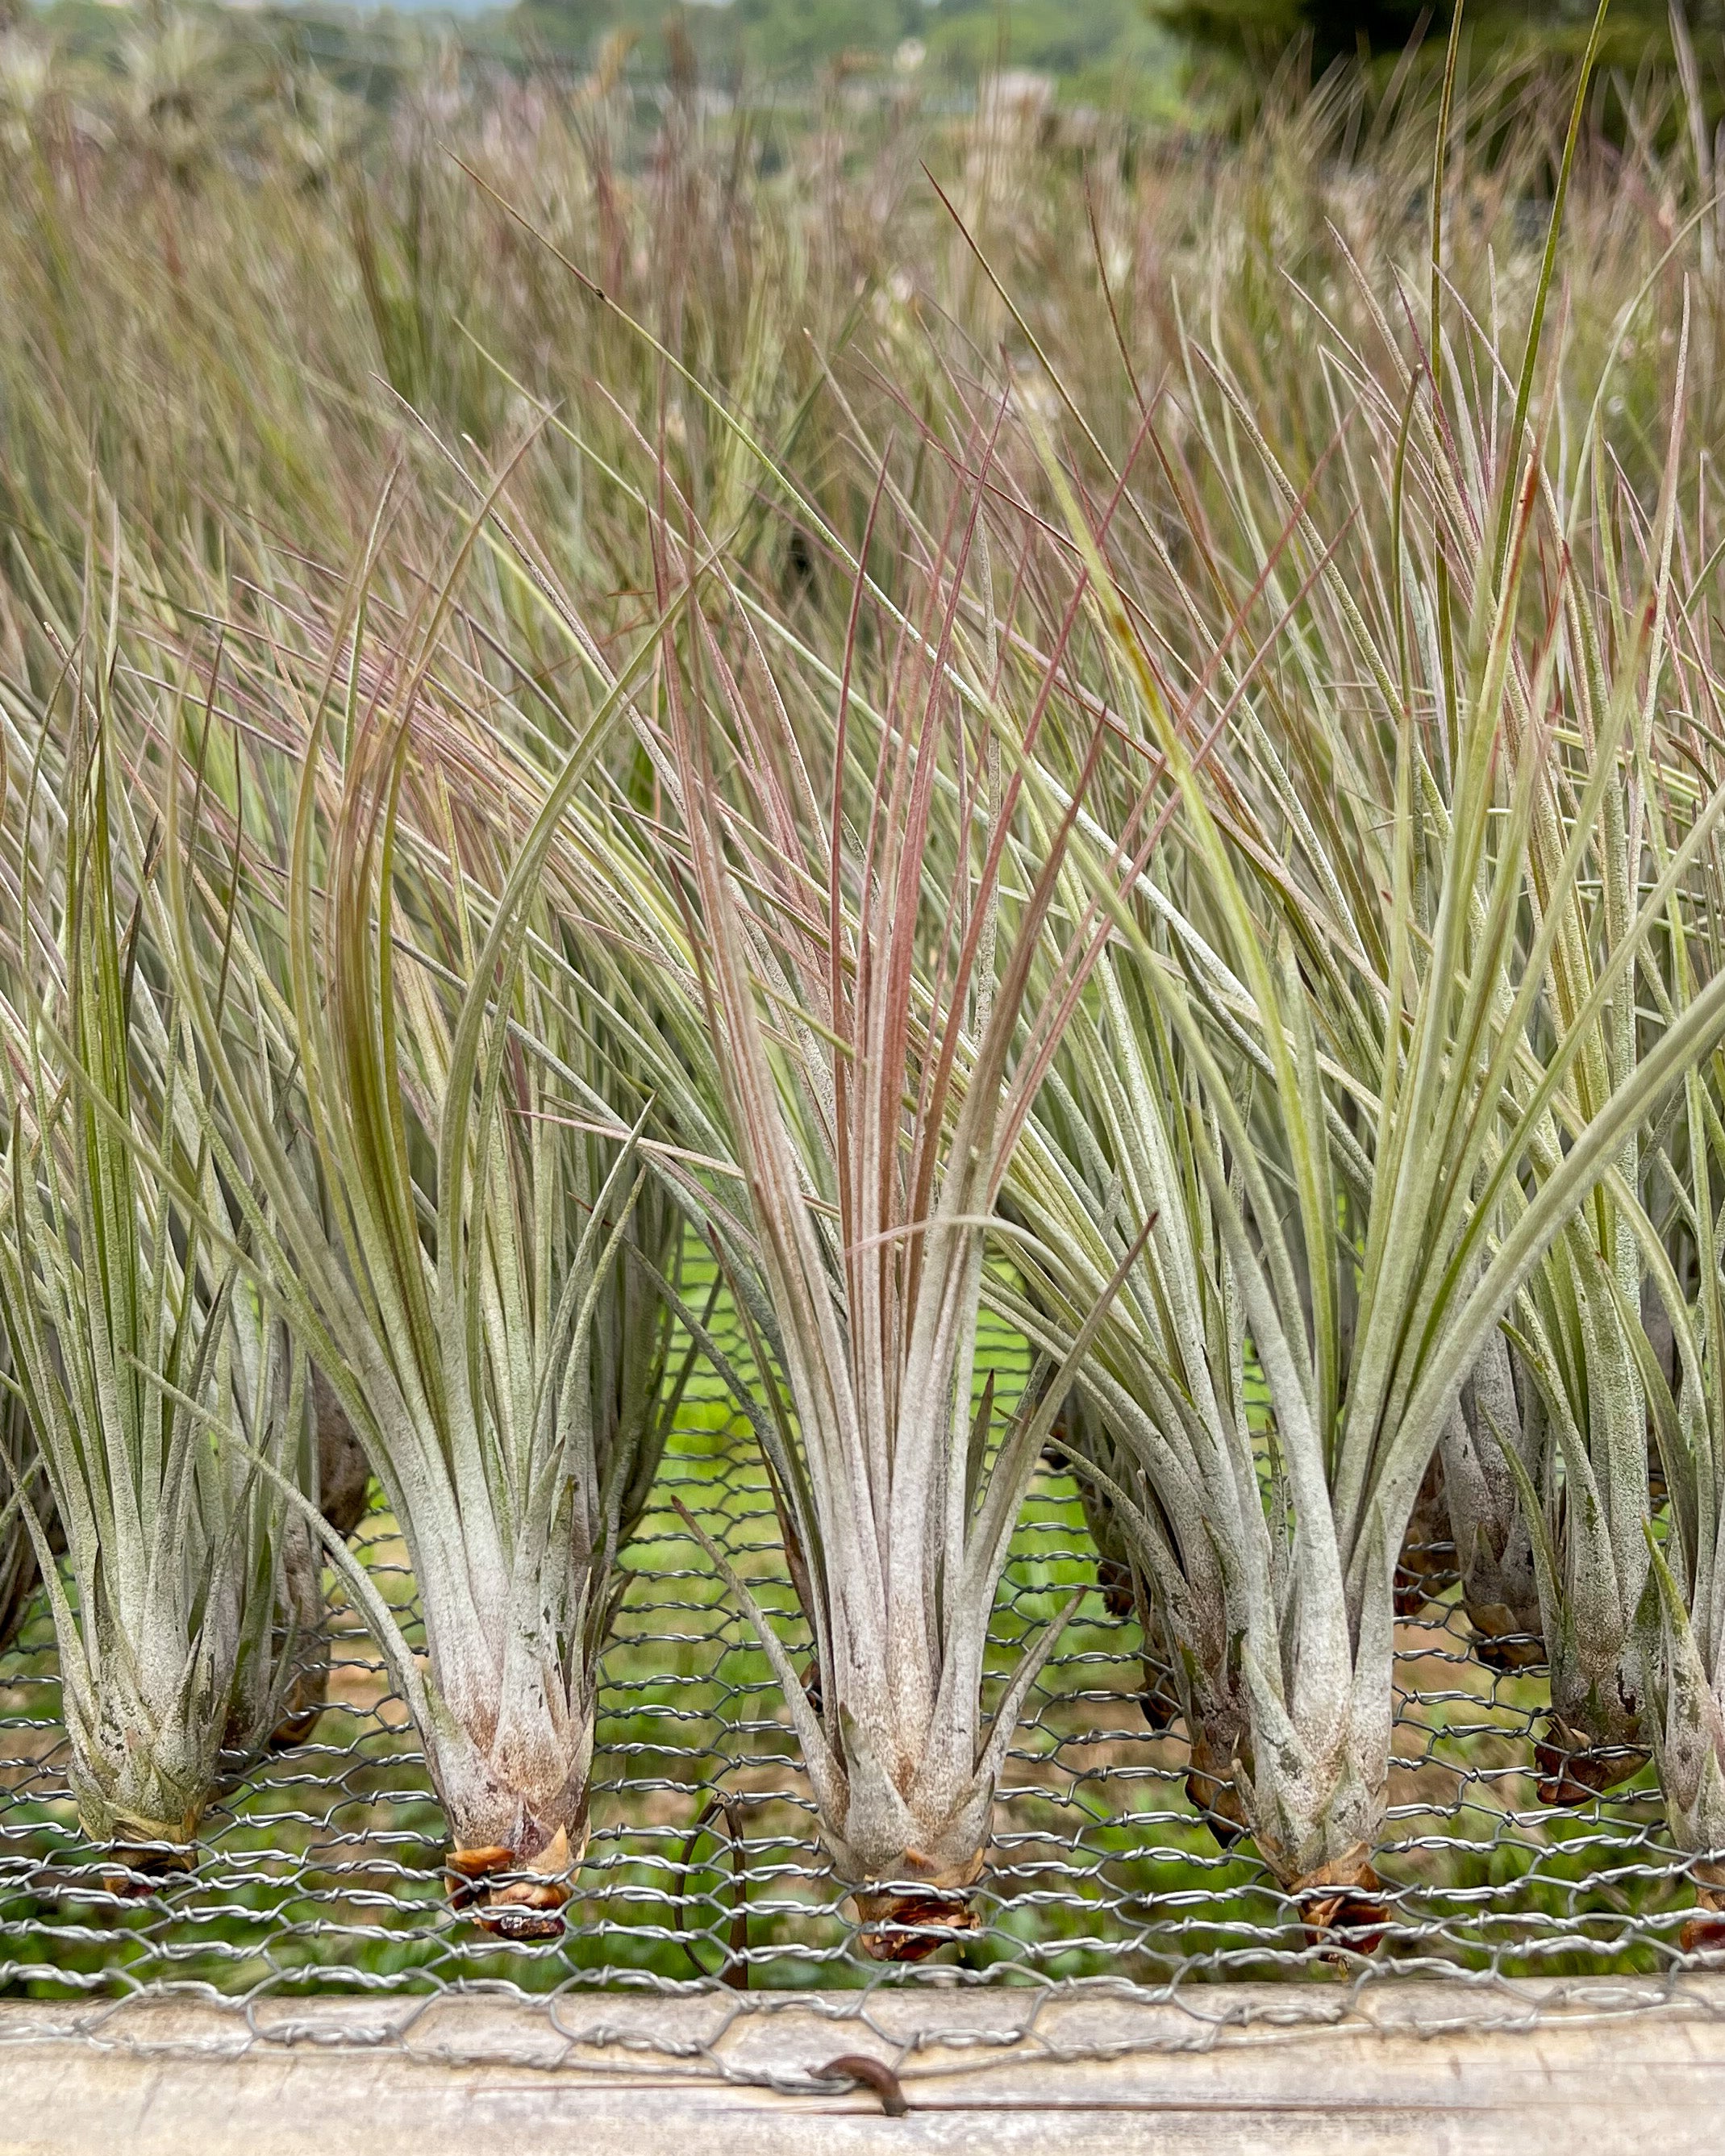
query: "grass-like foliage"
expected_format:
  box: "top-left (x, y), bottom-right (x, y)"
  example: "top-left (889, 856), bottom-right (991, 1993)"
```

top-left (2, 0), bottom-right (1725, 1962)
top-left (634, 469), bottom-right (1153, 1954)
top-left (0, 690), bottom-right (309, 1860)
top-left (158, 552), bottom-right (698, 1933)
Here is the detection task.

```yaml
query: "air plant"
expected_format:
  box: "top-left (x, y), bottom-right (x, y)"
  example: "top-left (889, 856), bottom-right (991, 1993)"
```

top-left (645, 497), bottom-right (1136, 1961)
top-left (1015, 624), bottom-right (1725, 1933)
top-left (998, 1191), bottom-right (1180, 1737)
top-left (0, 708), bottom-right (310, 1867)
top-left (1576, 532), bottom-right (1725, 1932)
top-left (258, 1373), bottom-right (373, 1747)
top-left (1010, 44), bottom-right (1725, 1914)
top-left (1057, 1387), bottom-right (1184, 1737)
top-left (1475, 278), bottom-right (1710, 1807)
top-left (1633, 1053), bottom-right (1725, 1950)
top-left (1389, 1345), bottom-right (1544, 1682)
top-left (1427, 1337), bottom-right (1545, 1670)
top-left (161, 573), bottom-right (695, 1935)
top-left (223, 1331), bottom-right (374, 1754)
top-left (1004, 1004), bottom-right (1255, 1849)
top-left (1507, 1220), bottom-right (1653, 1800)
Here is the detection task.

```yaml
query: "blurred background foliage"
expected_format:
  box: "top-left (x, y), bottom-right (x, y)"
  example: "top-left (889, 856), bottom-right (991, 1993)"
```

top-left (13, 0), bottom-right (1725, 133)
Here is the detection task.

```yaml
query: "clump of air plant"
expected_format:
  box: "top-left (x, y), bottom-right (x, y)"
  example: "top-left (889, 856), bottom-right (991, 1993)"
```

top-left (1059, 1395), bottom-right (1184, 1737)
top-left (164, 597), bottom-right (694, 1937)
top-left (261, 1374), bottom-right (372, 1748)
top-left (1637, 1198), bottom-right (1725, 1950)
top-left (645, 498), bottom-right (1135, 1962)
top-left (1018, 771), bottom-right (1710, 1941)
top-left (1595, 821), bottom-right (1725, 1940)
top-left (1077, 1447), bottom-right (1246, 1839)
top-left (1484, 278), bottom-right (1714, 1809)
top-left (221, 1347), bottom-right (374, 1755)
top-left (1392, 1336), bottom-right (1542, 1667)
top-left (1006, 1192), bottom-right (1181, 1741)
top-left (1012, 7), bottom-right (1725, 1925)
top-left (0, 711), bottom-right (312, 1876)
top-left (1510, 1232), bottom-right (1654, 1805)
top-left (1435, 1337), bottom-right (1545, 1672)
top-left (1007, 1020), bottom-right (1253, 1854)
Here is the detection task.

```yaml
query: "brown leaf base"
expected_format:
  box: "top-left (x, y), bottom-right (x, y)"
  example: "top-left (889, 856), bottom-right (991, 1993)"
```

top-left (267, 1705), bottom-right (323, 1750)
top-left (1473, 1633), bottom-right (1548, 1675)
top-left (1094, 1555), bottom-right (1137, 1624)
top-left (1465, 1602), bottom-right (1546, 1674)
top-left (1138, 1660), bottom-right (1181, 1734)
top-left (1681, 1882), bottom-right (1725, 1956)
top-left (850, 1848), bottom-right (987, 1962)
top-left (1291, 1849), bottom-right (1390, 1954)
top-left (1534, 1720), bottom-right (1648, 1806)
top-left (1393, 1562), bottom-right (1451, 1620)
top-left (100, 1842), bottom-right (197, 1898)
top-left (851, 1884), bottom-right (981, 1962)
top-left (444, 1826), bottom-right (572, 1941)
top-left (1394, 1456), bottom-right (1456, 1616)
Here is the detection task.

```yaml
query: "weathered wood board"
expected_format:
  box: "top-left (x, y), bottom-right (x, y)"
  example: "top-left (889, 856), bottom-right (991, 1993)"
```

top-left (2, 1979), bottom-right (1722, 2153)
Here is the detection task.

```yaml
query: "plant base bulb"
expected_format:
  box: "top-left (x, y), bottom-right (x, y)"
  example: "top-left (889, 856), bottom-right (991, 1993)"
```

top-left (1534, 1718), bottom-right (1649, 1805)
top-left (444, 1824), bottom-right (576, 1940)
top-left (1291, 1847), bottom-right (1390, 1953)
top-left (1466, 1603), bottom-right (1547, 1674)
top-left (77, 1775), bottom-right (206, 1887)
top-left (98, 1841), bottom-right (198, 1899)
top-left (850, 1884), bottom-right (981, 1962)
top-left (1681, 1875), bottom-right (1725, 1956)
top-left (843, 1844), bottom-right (988, 1962)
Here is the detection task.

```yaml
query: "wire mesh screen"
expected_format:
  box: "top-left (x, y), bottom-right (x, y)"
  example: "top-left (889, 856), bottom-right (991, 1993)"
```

top-left (0, 1302), bottom-right (1707, 2014)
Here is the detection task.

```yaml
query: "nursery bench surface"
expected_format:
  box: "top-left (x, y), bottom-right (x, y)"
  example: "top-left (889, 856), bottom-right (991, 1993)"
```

top-left (1, 1978), bottom-right (1723, 2154)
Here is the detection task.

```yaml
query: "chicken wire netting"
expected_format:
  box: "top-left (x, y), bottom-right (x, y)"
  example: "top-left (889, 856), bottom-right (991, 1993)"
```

top-left (0, 1300), bottom-right (1715, 2031)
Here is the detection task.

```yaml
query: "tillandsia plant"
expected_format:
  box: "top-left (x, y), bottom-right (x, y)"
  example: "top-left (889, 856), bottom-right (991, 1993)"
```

top-left (993, 1195), bottom-right (1180, 1733)
top-left (251, 1368), bottom-right (375, 1750)
top-left (220, 1319), bottom-right (375, 1755)
top-left (0, 706), bottom-right (310, 1870)
top-left (1387, 1337), bottom-right (1542, 1678)
top-left (1008, 23), bottom-right (1725, 1920)
top-left (1056, 1388), bottom-right (1183, 1735)
top-left (1012, 591), bottom-right (1725, 1937)
top-left (1508, 1217), bottom-right (1653, 1800)
top-left (1444, 277), bottom-right (1710, 1806)
top-left (1581, 574), bottom-right (1725, 1933)
top-left (1631, 1049), bottom-right (1725, 1950)
top-left (1421, 1339), bottom-right (1544, 1671)
top-left (1005, 994), bottom-right (1256, 1848)
top-left (162, 566), bottom-right (695, 1936)
top-left (644, 494), bottom-right (1140, 1961)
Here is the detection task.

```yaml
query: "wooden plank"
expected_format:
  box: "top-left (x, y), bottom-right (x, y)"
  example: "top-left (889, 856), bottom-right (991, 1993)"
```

top-left (1, 1981), bottom-right (1723, 2153)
